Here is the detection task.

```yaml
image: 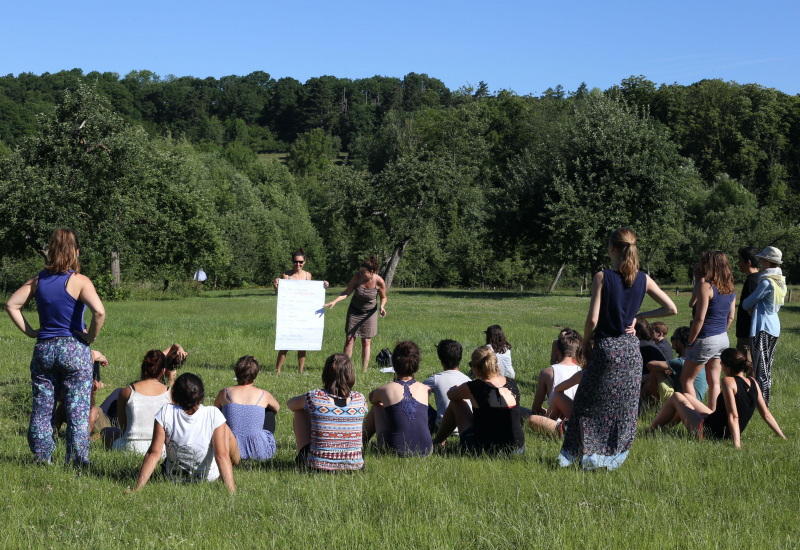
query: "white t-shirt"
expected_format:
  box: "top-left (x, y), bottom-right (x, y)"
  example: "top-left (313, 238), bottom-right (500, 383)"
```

top-left (156, 404), bottom-right (226, 482)
top-left (550, 363), bottom-right (582, 403)
top-left (490, 346), bottom-right (515, 378)
top-left (423, 369), bottom-right (472, 426)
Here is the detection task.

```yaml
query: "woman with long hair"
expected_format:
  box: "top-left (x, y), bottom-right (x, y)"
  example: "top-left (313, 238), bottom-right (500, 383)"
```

top-left (325, 255), bottom-right (387, 372)
top-left (5, 228), bottom-right (105, 465)
top-left (483, 325), bottom-right (515, 378)
top-left (558, 228), bottom-right (677, 470)
top-left (681, 251), bottom-right (736, 411)
top-left (287, 354), bottom-right (367, 471)
top-left (273, 248), bottom-right (328, 374)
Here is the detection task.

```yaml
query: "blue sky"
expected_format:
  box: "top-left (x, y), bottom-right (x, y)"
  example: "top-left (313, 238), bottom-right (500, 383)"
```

top-left (3, 0), bottom-right (798, 95)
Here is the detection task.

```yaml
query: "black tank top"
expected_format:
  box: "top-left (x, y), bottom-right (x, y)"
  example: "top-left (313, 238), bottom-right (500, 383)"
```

top-left (703, 376), bottom-right (758, 439)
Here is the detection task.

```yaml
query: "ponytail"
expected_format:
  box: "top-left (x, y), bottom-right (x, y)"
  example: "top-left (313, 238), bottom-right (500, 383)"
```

top-left (609, 228), bottom-right (639, 287)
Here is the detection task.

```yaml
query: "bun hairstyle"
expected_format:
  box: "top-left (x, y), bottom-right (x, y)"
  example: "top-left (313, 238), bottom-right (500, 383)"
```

top-left (140, 350), bottom-right (167, 380)
top-left (322, 353), bottom-right (355, 398)
top-left (392, 341), bottom-right (421, 377)
top-left (361, 254), bottom-right (379, 273)
top-left (45, 228), bottom-right (81, 274)
top-left (292, 248), bottom-right (306, 261)
top-left (172, 373), bottom-right (206, 411)
top-left (704, 251), bottom-right (735, 295)
top-left (609, 228), bottom-right (639, 287)
top-left (234, 355), bottom-right (261, 385)
top-left (470, 346), bottom-right (500, 379)
top-left (720, 348), bottom-right (750, 376)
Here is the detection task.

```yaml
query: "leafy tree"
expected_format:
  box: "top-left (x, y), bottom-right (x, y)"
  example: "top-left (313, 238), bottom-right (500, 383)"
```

top-left (286, 128), bottom-right (338, 177)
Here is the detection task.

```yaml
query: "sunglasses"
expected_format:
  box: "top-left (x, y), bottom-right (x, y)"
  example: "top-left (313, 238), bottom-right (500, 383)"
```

top-left (293, 260), bottom-right (305, 264)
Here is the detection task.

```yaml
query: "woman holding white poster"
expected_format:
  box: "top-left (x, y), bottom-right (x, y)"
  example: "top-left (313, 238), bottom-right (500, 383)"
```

top-left (325, 255), bottom-right (387, 373)
top-left (273, 248), bottom-right (328, 374)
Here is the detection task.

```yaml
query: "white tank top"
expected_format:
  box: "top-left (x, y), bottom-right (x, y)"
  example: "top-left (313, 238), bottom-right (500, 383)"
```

top-left (550, 363), bottom-right (582, 403)
top-left (123, 386), bottom-right (171, 441)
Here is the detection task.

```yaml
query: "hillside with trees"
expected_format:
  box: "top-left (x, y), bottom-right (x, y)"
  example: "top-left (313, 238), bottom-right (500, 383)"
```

top-left (1, 70), bottom-right (799, 294)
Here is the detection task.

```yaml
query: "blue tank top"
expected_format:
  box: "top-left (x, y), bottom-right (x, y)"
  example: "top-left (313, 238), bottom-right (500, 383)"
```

top-left (594, 269), bottom-right (647, 339)
top-left (697, 283), bottom-right (735, 339)
top-left (35, 270), bottom-right (86, 339)
top-left (380, 380), bottom-right (433, 457)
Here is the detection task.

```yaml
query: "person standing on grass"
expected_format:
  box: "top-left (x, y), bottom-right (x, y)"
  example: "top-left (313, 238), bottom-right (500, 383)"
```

top-left (741, 246), bottom-right (786, 407)
top-left (558, 227), bottom-right (677, 470)
top-left (735, 247), bottom-right (761, 366)
top-left (5, 228), bottom-right (105, 466)
top-left (324, 255), bottom-right (387, 373)
top-left (681, 251), bottom-right (736, 411)
top-left (647, 349), bottom-right (785, 447)
top-left (273, 248), bottom-right (329, 374)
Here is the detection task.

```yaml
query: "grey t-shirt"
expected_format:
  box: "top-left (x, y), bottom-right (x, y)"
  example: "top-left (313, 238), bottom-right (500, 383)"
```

top-left (422, 369), bottom-right (472, 425)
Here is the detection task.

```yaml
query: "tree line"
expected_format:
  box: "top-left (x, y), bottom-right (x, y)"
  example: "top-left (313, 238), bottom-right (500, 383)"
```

top-left (1, 70), bottom-right (799, 295)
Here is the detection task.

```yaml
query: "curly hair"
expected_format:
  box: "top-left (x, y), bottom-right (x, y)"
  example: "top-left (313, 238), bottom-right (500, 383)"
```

top-left (322, 354), bottom-right (355, 398)
top-left (392, 341), bottom-right (421, 377)
top-left (361, 254), bottom-right (379, 273)
top-left (234, 355), bottom-right (261, 385)
top-left (172, 373), bottom-right (205, 411)
top-left (140, 350), bottom-right (166, 380)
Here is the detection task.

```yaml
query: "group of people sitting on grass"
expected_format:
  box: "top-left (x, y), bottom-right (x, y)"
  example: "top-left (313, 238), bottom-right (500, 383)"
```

top-left (82, 313), bottom-right (782, 495)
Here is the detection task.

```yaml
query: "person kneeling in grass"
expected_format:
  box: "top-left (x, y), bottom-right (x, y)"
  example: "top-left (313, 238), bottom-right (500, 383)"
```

top-left (432, 346), bottom-right (525, 455)
top-left (647, 348), bottom-right (785, 448)
top-left (132, 373), bottom-right (238, 493)
top-left (287, 354), bottom-right (367, 471)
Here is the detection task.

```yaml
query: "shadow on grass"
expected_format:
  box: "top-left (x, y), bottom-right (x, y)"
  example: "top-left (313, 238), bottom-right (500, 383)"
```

top-left (393, 289), bottom-right (549, 300)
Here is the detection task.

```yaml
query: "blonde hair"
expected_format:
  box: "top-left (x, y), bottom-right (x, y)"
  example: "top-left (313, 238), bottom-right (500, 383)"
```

top-left (45, 228), bottom-right (80, 274)
top-left (609, 228), bottom-right (638, 287)
top-left (470, 346), bottom-right (500, 379)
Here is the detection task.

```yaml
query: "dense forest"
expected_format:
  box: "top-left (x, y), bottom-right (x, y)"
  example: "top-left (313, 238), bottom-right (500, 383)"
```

top-left (1, 69), bottom-right (799, 295)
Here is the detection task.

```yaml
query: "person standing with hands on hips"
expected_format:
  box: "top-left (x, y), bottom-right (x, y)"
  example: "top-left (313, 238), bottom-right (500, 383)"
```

top-left (5, 228), bottom-right (106, 466)
top-left (325, 255), bottom-right (387, 373)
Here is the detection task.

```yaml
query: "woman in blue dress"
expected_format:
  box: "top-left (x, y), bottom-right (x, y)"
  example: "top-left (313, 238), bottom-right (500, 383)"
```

top-left (214, 356), bottom-right (279, 461)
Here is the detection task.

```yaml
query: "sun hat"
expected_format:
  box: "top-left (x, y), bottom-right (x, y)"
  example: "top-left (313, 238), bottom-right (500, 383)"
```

top-left (756, 246), bottom-right (782, 265)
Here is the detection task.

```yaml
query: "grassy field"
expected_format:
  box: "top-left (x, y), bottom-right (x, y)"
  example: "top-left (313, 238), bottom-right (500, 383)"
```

top-left (0, 288), bottom-right (798, 548)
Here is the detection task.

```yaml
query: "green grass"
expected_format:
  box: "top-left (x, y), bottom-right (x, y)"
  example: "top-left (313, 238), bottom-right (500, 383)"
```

top-left (1, 288), bottom-right (799, 548)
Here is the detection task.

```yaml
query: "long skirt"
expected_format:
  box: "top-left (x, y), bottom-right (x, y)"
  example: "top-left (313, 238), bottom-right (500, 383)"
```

top-left (558, 333), bottom-right (641, 471)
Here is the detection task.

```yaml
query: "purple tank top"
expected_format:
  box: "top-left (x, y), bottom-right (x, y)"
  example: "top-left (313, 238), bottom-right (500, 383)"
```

top-left (35, 270), bottom-right (86, 339)
top-left (697, 284), bottom-right (735, 339)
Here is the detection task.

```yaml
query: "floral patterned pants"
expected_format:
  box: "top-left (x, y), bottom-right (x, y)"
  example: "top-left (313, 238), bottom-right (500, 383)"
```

top-left (29, 337), bottom-right (92, 464)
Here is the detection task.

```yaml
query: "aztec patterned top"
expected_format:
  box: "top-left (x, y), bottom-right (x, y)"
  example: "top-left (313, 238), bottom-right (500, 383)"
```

top-left (304, 389), bottom-right (367, 471)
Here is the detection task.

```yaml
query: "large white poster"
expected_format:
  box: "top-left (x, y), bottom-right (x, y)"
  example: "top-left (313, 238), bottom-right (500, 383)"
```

top-left (274, 280), bottom-right (326, 350)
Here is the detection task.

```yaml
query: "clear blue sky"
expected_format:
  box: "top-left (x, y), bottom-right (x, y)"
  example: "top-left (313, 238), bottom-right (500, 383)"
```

top-left (4, 0), bottom-right (798, 95)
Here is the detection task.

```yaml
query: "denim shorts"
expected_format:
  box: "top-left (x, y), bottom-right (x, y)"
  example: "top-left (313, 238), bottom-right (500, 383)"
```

top-left (685, 332), bottom-right (729, 364)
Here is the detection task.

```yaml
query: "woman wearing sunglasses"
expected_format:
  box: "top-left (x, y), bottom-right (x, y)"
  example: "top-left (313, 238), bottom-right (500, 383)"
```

top-left (273, 248), bottom-right (328, 374)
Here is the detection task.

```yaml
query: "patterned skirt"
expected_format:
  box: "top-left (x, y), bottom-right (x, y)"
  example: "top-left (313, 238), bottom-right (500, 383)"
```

top-left (558, 333), bottom-right (642, 471)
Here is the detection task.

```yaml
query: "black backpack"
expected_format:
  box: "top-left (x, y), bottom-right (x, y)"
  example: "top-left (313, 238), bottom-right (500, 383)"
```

top-left (376, 348), bottom-right (392, 368)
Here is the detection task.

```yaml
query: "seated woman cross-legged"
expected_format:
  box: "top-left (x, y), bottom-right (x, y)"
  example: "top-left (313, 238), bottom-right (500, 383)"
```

top-left (362, 341), bottom-right (433, 457)
top-left (647, 349), bottom-right (785, 448)
top-left (287, 354), bottom-right (367, 471)
top-left (132, 373), bottom-right (239, 493)
top-left (432, 346), bottom-right (525, 455)
top-left (214, 355), bottom-right (279, 462)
